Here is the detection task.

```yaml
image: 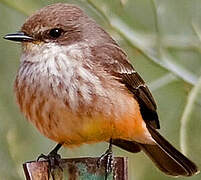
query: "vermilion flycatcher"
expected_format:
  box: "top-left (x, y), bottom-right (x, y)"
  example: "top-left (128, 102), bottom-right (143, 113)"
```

top-left (4, 3), bottom-right (199, 177)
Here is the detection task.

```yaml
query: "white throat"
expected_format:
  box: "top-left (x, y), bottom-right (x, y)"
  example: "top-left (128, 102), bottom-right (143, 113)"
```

top-left (18, 42), bottom-right (104, 111)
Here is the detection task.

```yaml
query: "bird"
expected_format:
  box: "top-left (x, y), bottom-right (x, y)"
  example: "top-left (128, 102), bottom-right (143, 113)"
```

top-left (4, 3), bottom-right (199, 178)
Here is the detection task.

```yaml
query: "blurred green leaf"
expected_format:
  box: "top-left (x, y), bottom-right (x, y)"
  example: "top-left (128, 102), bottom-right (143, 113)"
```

top-left (0, 0), bottom-right (40, 15)
top-left (149, 73), bottom-right (177, 91)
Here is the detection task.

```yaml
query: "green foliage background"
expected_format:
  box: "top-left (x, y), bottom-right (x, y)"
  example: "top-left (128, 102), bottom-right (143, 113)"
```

top-left (0, 0), bottom-right (201, 179)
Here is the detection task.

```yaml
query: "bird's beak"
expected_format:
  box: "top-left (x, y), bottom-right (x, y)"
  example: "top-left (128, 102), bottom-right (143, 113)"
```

top-left (3, 32), bottom-right (34, 42)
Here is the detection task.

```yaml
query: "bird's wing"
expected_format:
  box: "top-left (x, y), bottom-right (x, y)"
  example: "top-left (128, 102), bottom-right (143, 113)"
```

top-left (91, 43), bottom-right (160, 129)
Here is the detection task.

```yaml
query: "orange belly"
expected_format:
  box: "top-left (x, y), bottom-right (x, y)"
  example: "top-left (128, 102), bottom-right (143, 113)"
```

top-left (15, 68), bottom-right (154, 146)
top-left (17, 89), bottom-right (153, 147)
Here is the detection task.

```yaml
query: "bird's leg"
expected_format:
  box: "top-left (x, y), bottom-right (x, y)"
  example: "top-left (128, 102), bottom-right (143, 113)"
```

top-left (37, 143), bottom-right (63, 163)
top-left (37, 143), bottom-right (63, 179)
top-left (97, 139), bottom-right (114, 180)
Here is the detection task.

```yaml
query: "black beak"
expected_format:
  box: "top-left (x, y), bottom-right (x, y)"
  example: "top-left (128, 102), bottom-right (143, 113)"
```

top-left (3, 32), bottom-right (34, 42)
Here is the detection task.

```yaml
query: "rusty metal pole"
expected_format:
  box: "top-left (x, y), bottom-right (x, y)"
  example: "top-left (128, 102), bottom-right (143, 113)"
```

top-left (23, 157), bottom-right (128, 180)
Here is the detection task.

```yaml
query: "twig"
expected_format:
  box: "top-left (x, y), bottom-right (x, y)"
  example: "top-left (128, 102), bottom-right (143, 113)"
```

top-left (180, 22), bottom-right (201, 154)
top-left (180, 76), bottom-right (201, 154)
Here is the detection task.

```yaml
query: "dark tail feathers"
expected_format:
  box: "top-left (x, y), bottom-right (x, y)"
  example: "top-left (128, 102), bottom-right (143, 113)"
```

top-left (113, 124), bottom-right (199, 176)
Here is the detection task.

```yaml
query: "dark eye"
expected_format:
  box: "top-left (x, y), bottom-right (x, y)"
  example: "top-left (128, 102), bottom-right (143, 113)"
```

top-left (49, 28), bottom-right (63, 38)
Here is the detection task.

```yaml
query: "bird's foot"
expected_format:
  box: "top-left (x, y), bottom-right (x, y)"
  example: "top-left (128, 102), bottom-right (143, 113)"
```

top-left (97, 140), bottom-right (114, 180)
top-left (37, 152), bottom-right (62, 169)
top-left (37, 143), bottom-right (63, 179)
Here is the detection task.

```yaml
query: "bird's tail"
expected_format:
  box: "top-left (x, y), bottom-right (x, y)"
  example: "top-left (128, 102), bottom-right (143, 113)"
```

top-left (113, 124), bottom-right (199, 176)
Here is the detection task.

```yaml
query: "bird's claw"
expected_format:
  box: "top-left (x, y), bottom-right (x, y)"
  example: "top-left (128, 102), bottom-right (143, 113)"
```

top-left (37, 152), bottom-right (63, 179)
top-left (97, 148), bottom-right (114, 180)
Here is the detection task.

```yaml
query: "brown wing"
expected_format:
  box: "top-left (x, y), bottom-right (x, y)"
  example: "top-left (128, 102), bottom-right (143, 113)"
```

top-left (91, 43), bottom-right (160, 129)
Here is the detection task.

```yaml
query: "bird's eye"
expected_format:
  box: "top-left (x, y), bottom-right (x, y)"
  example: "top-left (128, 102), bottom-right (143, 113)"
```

top-left (49, 28), bottom-right (63, 38)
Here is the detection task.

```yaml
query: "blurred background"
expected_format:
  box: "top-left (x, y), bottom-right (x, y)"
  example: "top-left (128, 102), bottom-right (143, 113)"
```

top-left (0, 0), bottom-right (201, 179)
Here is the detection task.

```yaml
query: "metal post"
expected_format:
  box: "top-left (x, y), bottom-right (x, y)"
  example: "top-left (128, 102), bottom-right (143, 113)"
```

top-left (23, 157), bottom-right (128, 180)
